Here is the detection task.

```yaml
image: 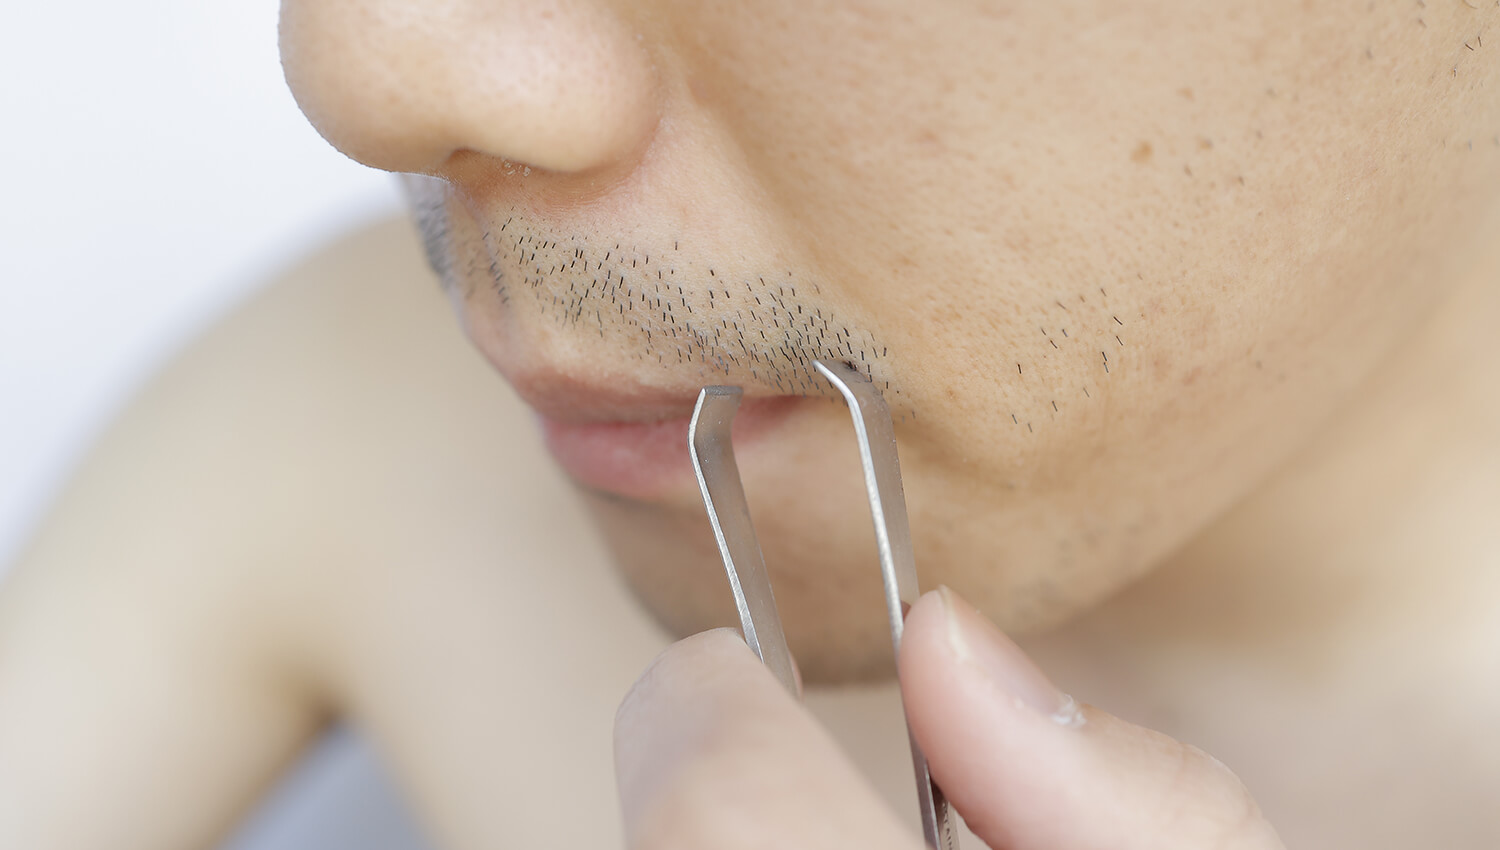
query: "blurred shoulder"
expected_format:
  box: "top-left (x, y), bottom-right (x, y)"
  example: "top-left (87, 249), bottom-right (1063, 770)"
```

top-left (10, 217), bottom-right (556, 649)
top-left (124, 215), bottom-right (552, 549)
top-left (131, 215), bottom-right (525, 488)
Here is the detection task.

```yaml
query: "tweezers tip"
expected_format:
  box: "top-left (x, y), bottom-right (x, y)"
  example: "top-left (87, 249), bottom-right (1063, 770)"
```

top-left (690, 386), bottom-right (743, 451)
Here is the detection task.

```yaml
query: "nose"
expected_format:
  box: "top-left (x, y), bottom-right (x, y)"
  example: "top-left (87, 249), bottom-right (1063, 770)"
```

top-left (279, 0), bottom-right (660, 176)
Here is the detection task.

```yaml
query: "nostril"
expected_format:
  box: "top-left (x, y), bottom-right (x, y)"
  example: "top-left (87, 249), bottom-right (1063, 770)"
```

top-left (279, 0), bottom-right (662, 177)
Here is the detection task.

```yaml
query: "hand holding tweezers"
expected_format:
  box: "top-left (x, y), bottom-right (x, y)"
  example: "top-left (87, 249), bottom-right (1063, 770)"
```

top-left (688, 359), bottom-right (958, 850)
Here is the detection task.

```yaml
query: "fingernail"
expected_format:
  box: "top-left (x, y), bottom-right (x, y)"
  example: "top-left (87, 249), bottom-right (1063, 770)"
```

top-left (936, 585), bottom-right (1085, 727)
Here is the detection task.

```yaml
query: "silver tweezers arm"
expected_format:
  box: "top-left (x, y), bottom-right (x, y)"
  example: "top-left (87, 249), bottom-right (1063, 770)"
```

top-left (815, 359), bottom-right (958, 850)
top-left (688, 385), bottom-right (799, 696)
top-left (688, 372), bottom-right (957, 849)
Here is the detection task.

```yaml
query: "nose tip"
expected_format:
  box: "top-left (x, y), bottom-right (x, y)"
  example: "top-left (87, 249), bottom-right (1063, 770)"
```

top-left (279, 0), bottom-right (661, 176)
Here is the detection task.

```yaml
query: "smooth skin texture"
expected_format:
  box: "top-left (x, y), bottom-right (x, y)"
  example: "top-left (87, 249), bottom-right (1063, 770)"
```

top-left (2, 0), bottom-right (1499, 847)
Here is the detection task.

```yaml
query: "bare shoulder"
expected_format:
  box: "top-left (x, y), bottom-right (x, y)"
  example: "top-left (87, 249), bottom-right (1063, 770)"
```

top-left (0, 219), bottom-right (675, 848)
top-left (0, 218), bottom-right (553, 848)
top-left (6, 217), bottom-right (540, 681)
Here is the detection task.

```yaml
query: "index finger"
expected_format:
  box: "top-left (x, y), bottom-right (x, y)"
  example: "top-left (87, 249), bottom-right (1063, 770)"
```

top-left (614, 629), bottom-right (918, 850)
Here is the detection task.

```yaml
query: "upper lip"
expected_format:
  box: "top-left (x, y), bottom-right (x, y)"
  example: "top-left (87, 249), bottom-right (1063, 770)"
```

top-left (507, 365), bottom-right (769, 425)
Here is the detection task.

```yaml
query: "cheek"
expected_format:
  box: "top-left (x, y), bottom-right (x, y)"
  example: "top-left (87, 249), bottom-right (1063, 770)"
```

top-left (707, 0), bottom-right (1498, 407)
top-left (727, 5), bottom-right (1500, 628)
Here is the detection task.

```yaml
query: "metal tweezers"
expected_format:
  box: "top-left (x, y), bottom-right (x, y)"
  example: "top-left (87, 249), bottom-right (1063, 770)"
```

top-left (688, 359), bottom-right (958, 849)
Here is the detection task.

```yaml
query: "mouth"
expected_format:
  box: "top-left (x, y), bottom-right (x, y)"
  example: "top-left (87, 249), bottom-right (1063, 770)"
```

top-left (516, 370), bottom-right (808, 500)
top-left (420, 187), bottom-right (899, 499)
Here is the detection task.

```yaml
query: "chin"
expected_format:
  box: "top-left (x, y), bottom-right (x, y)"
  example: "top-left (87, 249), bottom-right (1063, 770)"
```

top-left (580, 483), bottom-right (912, 682)
top-left (578, 482), bottom-right (1119, 684)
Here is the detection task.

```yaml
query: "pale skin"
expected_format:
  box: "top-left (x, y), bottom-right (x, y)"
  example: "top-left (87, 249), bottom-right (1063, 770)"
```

top-left (4, 0), bottom-right (1500, 847)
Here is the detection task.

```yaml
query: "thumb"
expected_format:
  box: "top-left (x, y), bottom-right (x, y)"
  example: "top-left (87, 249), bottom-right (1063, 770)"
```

top-left (899, 587), bottom-right (1284, 850)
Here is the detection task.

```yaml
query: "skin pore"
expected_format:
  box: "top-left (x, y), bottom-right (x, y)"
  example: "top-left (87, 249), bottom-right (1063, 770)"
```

top-left (284, 0), bottom-right (1500, 678)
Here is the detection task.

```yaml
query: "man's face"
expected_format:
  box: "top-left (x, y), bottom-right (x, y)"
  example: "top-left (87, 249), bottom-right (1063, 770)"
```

top-left (281, 1), bottom-right (1500, 678)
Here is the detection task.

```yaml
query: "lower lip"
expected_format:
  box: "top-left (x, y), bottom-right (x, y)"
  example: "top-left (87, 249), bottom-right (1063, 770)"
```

top-left (537, 396), bottom-right (805, 500)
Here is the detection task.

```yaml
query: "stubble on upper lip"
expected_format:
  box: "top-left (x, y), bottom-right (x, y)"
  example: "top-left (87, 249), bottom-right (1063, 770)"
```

top-left (404, 173), bottom-right (912, 425)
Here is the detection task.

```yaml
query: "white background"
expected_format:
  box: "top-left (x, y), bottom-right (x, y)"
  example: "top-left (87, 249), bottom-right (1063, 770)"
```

top-left (1, 3), bottom-right (432, 847)
top-left (0, 2), bottom-right (404, 566)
